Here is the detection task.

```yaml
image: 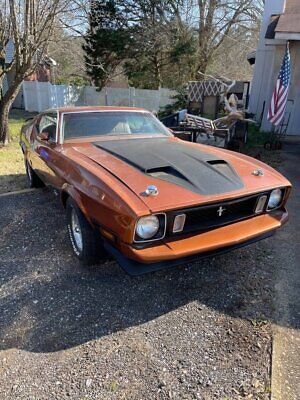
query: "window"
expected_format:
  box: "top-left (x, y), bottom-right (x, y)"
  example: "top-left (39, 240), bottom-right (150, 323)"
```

top-left (38, 113), bottom-right (57, 141)
top-left (62, 112), bottom-right (171, 140)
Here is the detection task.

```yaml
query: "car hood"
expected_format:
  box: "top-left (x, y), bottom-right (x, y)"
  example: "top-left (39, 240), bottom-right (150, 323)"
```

top-left (93, 138), bottom-right (244, 195)
top-left (70, 137), bottom-right (290, 213)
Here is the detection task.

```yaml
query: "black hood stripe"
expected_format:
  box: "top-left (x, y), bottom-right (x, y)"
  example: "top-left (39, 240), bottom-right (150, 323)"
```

top-left (93, 138), bottom-right (244, 195)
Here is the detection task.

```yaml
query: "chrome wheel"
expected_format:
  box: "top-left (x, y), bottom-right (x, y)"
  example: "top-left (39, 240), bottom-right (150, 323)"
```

top-left (71, 208), bottom-right (83, 252)
top-left (66, 198), bottom-right (103, 265)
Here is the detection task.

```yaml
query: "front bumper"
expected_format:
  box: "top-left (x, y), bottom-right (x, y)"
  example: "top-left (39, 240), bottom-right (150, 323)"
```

top-left (105, 209), bottom-right (288, 275)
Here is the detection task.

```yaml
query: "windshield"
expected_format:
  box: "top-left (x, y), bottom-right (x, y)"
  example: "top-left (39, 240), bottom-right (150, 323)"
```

top-left (62, 111), bottom-right (171, 140)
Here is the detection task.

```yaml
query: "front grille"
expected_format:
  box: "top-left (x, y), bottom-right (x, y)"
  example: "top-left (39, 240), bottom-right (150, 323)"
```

top-left (168, 192), bottom-right (269, 236)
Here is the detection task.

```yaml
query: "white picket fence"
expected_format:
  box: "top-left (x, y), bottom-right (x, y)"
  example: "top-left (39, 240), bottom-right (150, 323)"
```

top-left (22, 81), bottom-right (176, 113)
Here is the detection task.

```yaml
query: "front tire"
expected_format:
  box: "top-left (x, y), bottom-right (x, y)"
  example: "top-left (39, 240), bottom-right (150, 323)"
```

top-left (66, 198), bottom-right (104, 265)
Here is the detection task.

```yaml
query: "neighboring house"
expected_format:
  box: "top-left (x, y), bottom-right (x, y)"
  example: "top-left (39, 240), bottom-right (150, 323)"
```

top-left (249, 0), bottom-right (300, 135)
top-left (1, 39), bottom-right (56, 109)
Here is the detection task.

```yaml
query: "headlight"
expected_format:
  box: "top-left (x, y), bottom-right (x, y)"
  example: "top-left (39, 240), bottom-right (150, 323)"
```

top-left (135, 215), bottom-right (160, 240)
top-left (268, 189), bottom-right (283, 210)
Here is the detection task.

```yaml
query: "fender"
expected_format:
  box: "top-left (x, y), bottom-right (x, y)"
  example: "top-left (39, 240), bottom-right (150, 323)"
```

top-left (61, 183), bottom-right (94, 225)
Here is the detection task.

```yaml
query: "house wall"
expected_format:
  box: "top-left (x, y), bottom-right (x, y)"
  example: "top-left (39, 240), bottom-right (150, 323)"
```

top-left (4, 69), bottom-right (24, 109)
top-left (25, 65), bottom-right (52, 83)
top-left (286, 41), bottom-right (300, 135)
top-left (249, 0), bottom-right (285, 119)
top-left (249, 0), bottom-right (300, 135)
top-left (4, 39), bottom-right (52, 109)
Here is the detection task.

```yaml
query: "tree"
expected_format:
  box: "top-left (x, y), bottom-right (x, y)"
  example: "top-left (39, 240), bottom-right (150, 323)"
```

top-left (0, 0), bottom-right (71, 144)
top-left (48, 26), bottom-right (89, 85)
top-left (123, 1), bottom-right (198, 90)
top-left (82, 0), bottom-right (262, 90)
top-left (194, 0), bottom-right (263, 77)
top-left (124, 1), bottom-right (181, 89)
top-left (83, 0), bottom-right (133, 89)
top-left (83, 0), bottom-right (191, 90)
top-left (0, 3), bottom-right (11, 106)
top-left (208, 22), bottom-right (260, 81)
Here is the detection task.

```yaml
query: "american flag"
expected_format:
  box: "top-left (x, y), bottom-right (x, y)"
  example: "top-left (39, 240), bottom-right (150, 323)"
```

top-left (267, 44), bottom-right (291, 126)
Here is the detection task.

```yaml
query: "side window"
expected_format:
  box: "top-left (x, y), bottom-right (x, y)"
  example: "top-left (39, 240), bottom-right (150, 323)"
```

top-left (38, 114), bottom-right (57, 141)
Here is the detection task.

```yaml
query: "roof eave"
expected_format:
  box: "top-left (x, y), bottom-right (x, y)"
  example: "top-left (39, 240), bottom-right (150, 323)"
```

top-left (275, 32), bottom-right (300, 41)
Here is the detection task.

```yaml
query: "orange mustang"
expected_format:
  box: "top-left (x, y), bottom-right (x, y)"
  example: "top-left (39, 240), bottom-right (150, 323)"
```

top-left (20, 106), bottom-right (291, 275)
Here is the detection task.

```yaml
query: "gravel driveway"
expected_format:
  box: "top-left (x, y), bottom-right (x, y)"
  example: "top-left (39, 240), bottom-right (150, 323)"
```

top-left (0, 189), bottom-right (281, 399)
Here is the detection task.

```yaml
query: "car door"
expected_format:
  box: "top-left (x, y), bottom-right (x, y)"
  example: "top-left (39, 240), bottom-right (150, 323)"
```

top-left (30, 113), bottom-right (61, 187)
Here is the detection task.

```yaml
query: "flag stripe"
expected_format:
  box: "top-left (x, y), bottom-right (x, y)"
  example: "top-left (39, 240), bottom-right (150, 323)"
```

top-left (267, 45), bottom-right (291, 127)
top-left (271, 90), bottom-right (289, 125)
top-left (270, 95), bottom-right (288, 125)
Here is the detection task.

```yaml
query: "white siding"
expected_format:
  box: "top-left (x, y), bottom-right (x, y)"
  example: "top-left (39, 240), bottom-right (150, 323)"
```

top-left (285, 42), bottom-right (300, 135)
top-left (249, 0), bottom-right (286, 116)
top-left (249, 0), bottom-right (300, 135)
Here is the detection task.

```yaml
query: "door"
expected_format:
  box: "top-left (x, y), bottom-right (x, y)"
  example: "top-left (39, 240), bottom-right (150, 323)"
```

top-left (30, 113), bottom-right (60, 187)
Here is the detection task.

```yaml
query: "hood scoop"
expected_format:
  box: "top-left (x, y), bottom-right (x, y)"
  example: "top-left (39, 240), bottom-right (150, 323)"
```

top-left (206, 159), bottom-right (235, 174)
top-left (93, 138), bottom-right (244, 195)
top-left (207, 160), bottom-right (227, 165)
top-left (147, 166), bottom-right (186, 179)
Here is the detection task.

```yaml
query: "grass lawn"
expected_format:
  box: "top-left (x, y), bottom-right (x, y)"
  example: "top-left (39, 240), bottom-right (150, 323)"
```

top-left (0, 109), bottom-right (36, 194)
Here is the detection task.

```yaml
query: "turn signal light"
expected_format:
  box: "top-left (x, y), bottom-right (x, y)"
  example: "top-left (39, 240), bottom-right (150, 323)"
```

top-left (255, 195), bottom-right (267, 214)
top-left (173, 214), bottom-right (186, 233)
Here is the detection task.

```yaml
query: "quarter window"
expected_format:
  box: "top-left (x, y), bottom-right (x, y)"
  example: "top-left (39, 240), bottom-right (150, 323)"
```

top-left (38, 114), bottom-right (57, 141)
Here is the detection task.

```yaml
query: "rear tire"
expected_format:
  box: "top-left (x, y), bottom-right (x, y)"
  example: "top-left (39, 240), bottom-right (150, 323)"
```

top-left (25, 160), bottom-right (44, 188)
top-left (66, 198), bottom-right (104, 265)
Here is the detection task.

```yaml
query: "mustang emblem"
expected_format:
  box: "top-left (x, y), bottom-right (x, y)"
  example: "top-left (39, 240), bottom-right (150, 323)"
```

top-left (217, 206), bottom-right (226, 217)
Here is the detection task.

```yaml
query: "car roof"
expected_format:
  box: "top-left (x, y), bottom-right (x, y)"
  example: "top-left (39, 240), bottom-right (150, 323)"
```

top-left (45, 106), bottom-right (149, 114)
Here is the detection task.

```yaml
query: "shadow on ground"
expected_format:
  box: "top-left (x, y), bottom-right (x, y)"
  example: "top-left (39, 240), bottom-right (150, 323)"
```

top-left (9, 109), bottom-right (37, 121)
top-left (0, 187), bottom-right (298, 353)
top-left (0, 173), bottom-right (27, 194)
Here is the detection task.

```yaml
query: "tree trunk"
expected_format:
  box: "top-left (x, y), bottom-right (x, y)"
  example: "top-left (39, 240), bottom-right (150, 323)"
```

top-left (153, 52), bottom-right (163, 90)
top-left (195, 63), bottom-right (207, 79)
top-left (194, 50), bottom-right (210, 79)
top-left (0, 74), bottom-right (4, 95)
top-left (0, 102), bottom-right (10, 145)
top-left (0, 78), bottom-right (23, 145)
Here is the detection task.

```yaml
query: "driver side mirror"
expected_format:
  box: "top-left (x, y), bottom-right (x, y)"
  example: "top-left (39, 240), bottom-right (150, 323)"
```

top-left (38, 130), bottom-right (50, 141)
